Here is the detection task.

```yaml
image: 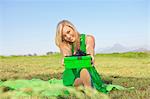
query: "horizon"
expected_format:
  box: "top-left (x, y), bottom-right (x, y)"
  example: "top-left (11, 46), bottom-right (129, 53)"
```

top-left (1, 43), bottom-right (149, 56)
top-left (0, 0), bottom-right (149, 55)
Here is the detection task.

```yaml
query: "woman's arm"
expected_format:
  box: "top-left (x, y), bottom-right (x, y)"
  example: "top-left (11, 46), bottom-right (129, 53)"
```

top-left (86, 35), bottom-right (95, 65)
top-left (59, 43), bottom-right (72, 66)
top-left (60, 45), bottom-right (72, 56)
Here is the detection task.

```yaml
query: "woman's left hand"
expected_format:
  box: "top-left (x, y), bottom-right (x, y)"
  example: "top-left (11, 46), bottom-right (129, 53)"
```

top-left (91, 55), bottom-right (95, 66)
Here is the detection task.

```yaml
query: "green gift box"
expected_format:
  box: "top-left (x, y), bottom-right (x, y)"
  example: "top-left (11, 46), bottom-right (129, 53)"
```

top-left (64, 55), bottom-right (92, 69)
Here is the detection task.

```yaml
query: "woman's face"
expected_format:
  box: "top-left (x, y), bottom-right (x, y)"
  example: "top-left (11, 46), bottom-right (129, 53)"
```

top-left (62, 25), bottom-right (76, 43)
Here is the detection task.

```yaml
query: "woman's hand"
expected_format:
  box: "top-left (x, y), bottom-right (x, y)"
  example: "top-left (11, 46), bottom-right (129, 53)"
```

top-left (91, 55), bottom-right (95, 66)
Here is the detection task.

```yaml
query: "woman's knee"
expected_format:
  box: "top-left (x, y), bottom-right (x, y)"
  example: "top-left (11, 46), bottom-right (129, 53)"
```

top-left (80, 68), bottom-right (91, 87)
top-left (80, 68), bottom-right (90, 77)
top-left (73, 78), bottom-right (83, 87)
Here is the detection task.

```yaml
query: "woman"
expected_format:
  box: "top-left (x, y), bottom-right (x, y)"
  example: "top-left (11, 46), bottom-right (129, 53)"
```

top-left (55, 20), bottom-right (107, 93)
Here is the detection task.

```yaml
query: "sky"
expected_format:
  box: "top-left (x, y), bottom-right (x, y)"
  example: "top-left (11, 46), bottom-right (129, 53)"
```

top-left (0, 0), bottom-right (149, 55)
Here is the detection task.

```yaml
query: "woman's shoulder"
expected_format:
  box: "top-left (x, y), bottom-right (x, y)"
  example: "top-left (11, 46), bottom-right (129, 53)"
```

top-left (85, 34), bottom-right (95, 48)
top-left (86, 34), bottom-right (95, 42)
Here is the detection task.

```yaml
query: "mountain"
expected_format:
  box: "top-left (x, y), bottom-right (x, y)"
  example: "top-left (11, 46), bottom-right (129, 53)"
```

top-left (130, 48), bottom-right (150, 52)
top-left (96, 44), bottom-right (149, 53)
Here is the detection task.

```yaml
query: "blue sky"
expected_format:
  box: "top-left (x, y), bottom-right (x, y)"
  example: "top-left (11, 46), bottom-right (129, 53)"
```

top-left (0, 0), bottom-right (149, 55)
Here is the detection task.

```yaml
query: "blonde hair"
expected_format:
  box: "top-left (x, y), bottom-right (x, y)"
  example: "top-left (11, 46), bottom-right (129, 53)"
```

top-left (55, 20), bottom-right (80, 53)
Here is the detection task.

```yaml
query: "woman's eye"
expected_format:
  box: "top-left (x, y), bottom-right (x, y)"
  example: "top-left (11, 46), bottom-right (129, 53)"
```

top-left (67, 31), bottom-right (70, 34)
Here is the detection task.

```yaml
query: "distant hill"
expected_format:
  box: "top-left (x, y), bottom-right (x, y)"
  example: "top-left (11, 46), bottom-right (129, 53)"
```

top-left (96, 44), bottom-right (150, 53)
top-left (130, 48), bottom-right (150, 52)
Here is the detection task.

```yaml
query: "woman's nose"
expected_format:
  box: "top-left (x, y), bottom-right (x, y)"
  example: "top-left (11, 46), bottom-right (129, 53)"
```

top-left (67, 35), bottom-right (71, 39)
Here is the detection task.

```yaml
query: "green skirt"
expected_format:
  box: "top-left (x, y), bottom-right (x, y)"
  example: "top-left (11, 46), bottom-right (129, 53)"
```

top-left (62, 67), bottom-right (108, 93)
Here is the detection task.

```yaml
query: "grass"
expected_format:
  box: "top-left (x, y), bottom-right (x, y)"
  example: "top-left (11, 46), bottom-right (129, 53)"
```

top-left (0, 52), bottom-right (150, 98)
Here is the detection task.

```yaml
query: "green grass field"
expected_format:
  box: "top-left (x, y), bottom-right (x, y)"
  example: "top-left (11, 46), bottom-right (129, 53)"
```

top-left (0, 52), bottom-right (150, 99)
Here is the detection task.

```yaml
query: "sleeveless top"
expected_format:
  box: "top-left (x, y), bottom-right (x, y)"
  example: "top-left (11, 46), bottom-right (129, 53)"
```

top-left (71, 34), bottom-right (86, 55)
